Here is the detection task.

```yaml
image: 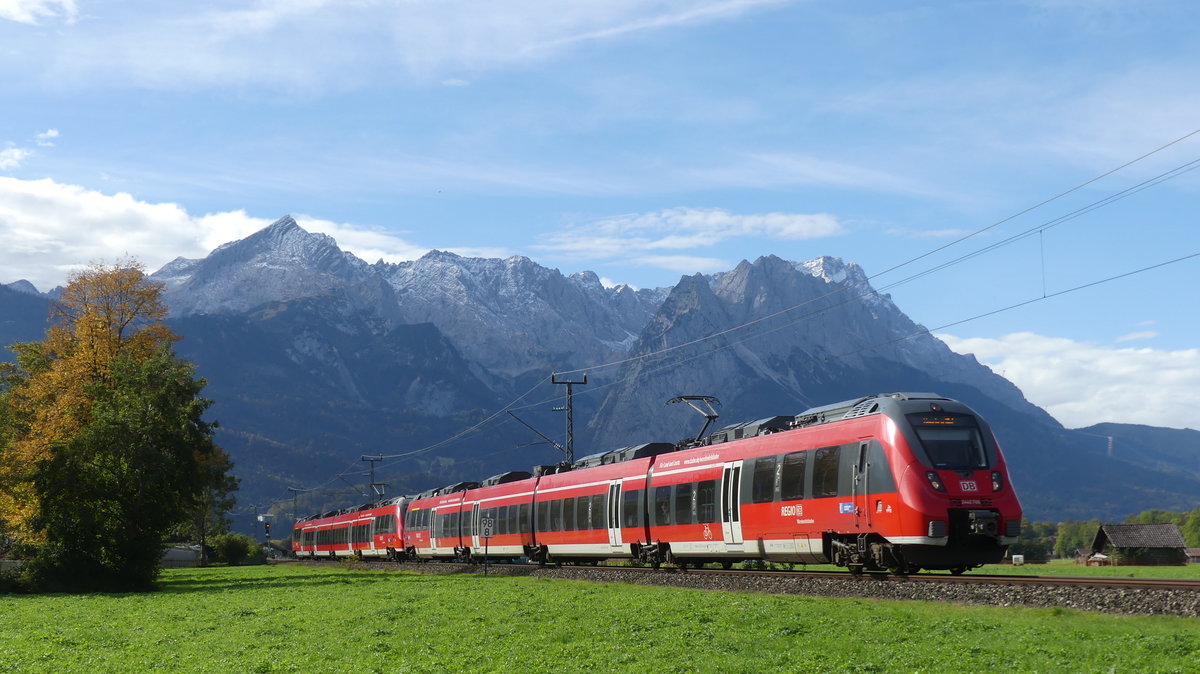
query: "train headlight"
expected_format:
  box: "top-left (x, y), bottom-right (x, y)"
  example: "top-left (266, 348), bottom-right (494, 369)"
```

top-left (925, 471), bottom-right (946, 492)
top-left (991, 471), bottom-right (1003, 492)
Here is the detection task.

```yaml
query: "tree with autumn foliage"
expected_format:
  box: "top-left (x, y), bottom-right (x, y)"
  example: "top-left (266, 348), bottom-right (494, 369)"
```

top-left (0, 261), bottom-right (234, 591)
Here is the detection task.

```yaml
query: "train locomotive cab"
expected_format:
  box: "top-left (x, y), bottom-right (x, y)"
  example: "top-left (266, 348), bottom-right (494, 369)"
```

top-left (880, 395), bottom-right (1022, 573)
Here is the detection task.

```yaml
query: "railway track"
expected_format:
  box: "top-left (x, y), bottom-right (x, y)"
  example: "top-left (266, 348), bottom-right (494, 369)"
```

top-left (282, 559), bottom-right (1200, 615)
top-left (647, 566), bottom-right (1200, 592)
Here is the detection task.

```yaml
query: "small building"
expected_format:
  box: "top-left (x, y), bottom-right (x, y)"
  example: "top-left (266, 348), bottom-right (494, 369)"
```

top-left (1187, 548), bottom-right (1200, 564)
top-left (162, 545), bottom-right (203, 568)
top-left (1089, 523), bottom-right (1188, 566)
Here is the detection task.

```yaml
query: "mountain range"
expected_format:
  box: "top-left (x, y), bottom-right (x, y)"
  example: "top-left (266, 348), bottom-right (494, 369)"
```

top-left (3, 215), bottom-right (1198, 524)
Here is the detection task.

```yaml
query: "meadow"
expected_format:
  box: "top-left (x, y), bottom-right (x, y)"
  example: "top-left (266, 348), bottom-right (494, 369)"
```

top-left (1, 563), bottom-right (1197, 673)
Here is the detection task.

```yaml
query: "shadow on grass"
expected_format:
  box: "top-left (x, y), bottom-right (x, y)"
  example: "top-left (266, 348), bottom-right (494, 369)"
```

top-left (156, 567), bottom-right (446, 595)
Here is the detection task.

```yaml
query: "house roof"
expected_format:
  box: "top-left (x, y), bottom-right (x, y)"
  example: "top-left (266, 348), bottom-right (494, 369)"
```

top-left (1091, 523), bottom-right (1187, 551)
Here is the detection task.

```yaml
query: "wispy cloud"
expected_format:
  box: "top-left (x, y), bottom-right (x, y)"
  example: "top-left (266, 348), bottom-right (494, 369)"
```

top-left (0, 146), bottom-right (32, 170)
top-left (34, 129), bottom-right (59, 147)
top-left (0, 0), bottom-right (76, 25)
top-left (536, 207), bottom-right (844, 268)
top-left (939, 331), bottom-right (1200, 430)
top-left (1115, 331), bottom-right (1158, 343)
top-left (14, 1), bottom-right (793, 90)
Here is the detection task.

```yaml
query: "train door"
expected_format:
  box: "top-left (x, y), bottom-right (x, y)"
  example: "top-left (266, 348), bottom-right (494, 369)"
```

top-left (721, 460), bottom-right (744, 545)
top-left (606, 481), bottom-right (622, 548)
top-left (853, 441), bottom-right (870, 529)
top-left (470, 502), bottom-right (481, 548)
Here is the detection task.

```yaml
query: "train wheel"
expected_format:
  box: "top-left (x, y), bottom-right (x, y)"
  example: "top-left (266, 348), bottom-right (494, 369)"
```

top-left (950, 566), bottom-right (968, 575)
top-left (721, 561), bottom-right (733, 570)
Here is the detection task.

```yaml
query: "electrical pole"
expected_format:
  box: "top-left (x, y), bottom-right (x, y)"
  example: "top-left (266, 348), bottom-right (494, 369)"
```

top-left (551, 373), bottom-right (587, 465)
top-left (287, 487), bottom-right (313, 555)
top-left (361, 455), bottom-right (387, 500)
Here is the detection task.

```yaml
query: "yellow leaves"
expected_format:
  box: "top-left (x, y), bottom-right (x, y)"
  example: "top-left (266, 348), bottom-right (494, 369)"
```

top-left (0, 259), bottom-right (181, 543)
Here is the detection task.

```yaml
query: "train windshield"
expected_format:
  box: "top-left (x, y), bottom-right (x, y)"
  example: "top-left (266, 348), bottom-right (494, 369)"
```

top-left (906, 413), bottom-right (988, 469)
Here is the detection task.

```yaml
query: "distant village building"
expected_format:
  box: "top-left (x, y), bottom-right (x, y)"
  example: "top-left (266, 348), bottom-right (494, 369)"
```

top-left (1088, 523), bottom-right (1187, 566)
top-left (1187, 548), bottom-right (1200, 564)
top-left (162, 545), bottom-right (203, 568)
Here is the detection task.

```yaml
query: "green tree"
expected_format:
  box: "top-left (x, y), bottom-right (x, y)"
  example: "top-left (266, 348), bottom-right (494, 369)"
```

top-left (0, 262), bottom-right (232, 591)
top-left (169, 447), bottom-right (239, 566)
top-left (1125, 509), bottom-right (1182, 525)
top-left (1180, 509), bottom-right (1200, 547)
top-left (1054, 519), bottom-right (1102, 559)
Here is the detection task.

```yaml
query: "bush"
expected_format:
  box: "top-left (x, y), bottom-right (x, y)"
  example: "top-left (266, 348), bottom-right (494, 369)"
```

top-left (210, 534), bottom-right (262, 566)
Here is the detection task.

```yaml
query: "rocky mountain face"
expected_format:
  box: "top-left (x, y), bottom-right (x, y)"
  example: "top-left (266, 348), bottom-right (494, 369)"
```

top-left (2, 217), bottom-right (1197, 521)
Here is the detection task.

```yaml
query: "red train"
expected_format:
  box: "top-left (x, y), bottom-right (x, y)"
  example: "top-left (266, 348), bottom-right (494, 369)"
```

top-left (294, 393), bottom-right (1022, 574)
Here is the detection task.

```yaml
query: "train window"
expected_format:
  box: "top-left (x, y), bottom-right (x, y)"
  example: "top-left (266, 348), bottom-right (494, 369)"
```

top-left (576, 496), bottom-right (590, 530)
top-left (864, 441), bottom-right (897, 493)
top-left (654, 486), bottom-right (672, 526)
top-left (813, 446), bottom-right (840, 498)
top-left (561, 498), bottom-right (575, 531)
top-left (751, 456), bottom-right (778, 504)
top-left (506, 505), bottom-right (518, 534)
top-left (780, 451), bottom-right (808, 501)
top-left (536, 501), bottom-right (549, 533)
top-left (674, 483), bottom-right (695, 525)
top-left (520, 503), bottom-right (531, 534)
top-left (907, 414), bottom-right (988, 469)
top-left (623, 490), bottom-right (642, 529)
top-left (551, 500), bottom-right (564, 532)
top-left (696, 480), bottom-right (718, 523)
top-left (591, 493), bottom-right (606, 530)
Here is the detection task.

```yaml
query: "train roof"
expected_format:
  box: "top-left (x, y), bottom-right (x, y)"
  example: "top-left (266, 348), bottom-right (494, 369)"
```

top-left (571, 442), bottom-right (676, 470)
top-left (794, 392), bottom-right (951, 428)
top-left (481, 470), bottom-right (533, 487)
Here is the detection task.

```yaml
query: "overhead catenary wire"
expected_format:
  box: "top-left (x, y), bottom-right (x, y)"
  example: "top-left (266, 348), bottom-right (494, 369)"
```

top-left (278, 129), bottom-right (1200, 505)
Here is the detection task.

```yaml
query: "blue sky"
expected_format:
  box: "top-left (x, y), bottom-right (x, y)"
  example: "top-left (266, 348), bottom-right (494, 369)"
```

top-left (1, 0), bottom-right (1198, 429)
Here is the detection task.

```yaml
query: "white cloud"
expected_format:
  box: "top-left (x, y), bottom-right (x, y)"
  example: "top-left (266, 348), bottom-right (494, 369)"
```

top-left (938, 331), bottom-right (1200, 430)
top-left (0, 0), bottom-right (76, 25)
top-left (688, 152), bottom-right (942, 197)
top-left (1115, 331), bottom-right (1158, 343)
top-left (632, 255), bottom-right (729, 274)
top-left (18, 1), bottom-right (788, 90)
top-left (0, 176), bottom-right (433, 291)
top-left (0, 147), bottom-right (32, 170)
top-left (536, 207), bottom-right (844, 267)
top-left (35, 129), bottom-right (59, 147)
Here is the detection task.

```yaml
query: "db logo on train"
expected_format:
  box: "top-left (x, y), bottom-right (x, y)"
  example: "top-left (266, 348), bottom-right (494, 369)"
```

top-left (960, 481), bottom-right (979, 492)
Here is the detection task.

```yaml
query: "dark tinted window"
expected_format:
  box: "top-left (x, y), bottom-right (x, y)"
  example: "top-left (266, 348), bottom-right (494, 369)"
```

top-left (654, 486), bottom-right (672, 526)
top-left (907, 414), bottom-right (989, 470)
top-left (780, 451), bottom-right (807, 501)
top-left (751, 455), bottom-right (778, 503)
top-left (576, 496), bottom-right (590, 530)
top-left (591, 493), bottom-right (607, 530)
top-left (696, 480), bottom-right (718, 524)
top-left (813, 446), bottom-right (840, 498)
top-left (506, 505), bottom-right (518, 534)
top-left (519, 503), bottom-right (531, 533)
top-left (674, 483), bottom-right (694, 525)
top-left (551, 500), bottom-right (563, 532)
top-left (622, 490), bottom-right (642, 529)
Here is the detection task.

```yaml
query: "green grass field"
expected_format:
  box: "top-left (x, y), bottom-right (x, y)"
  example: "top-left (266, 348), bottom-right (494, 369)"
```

top-left (2, 564), bottom-right (1197, 672)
